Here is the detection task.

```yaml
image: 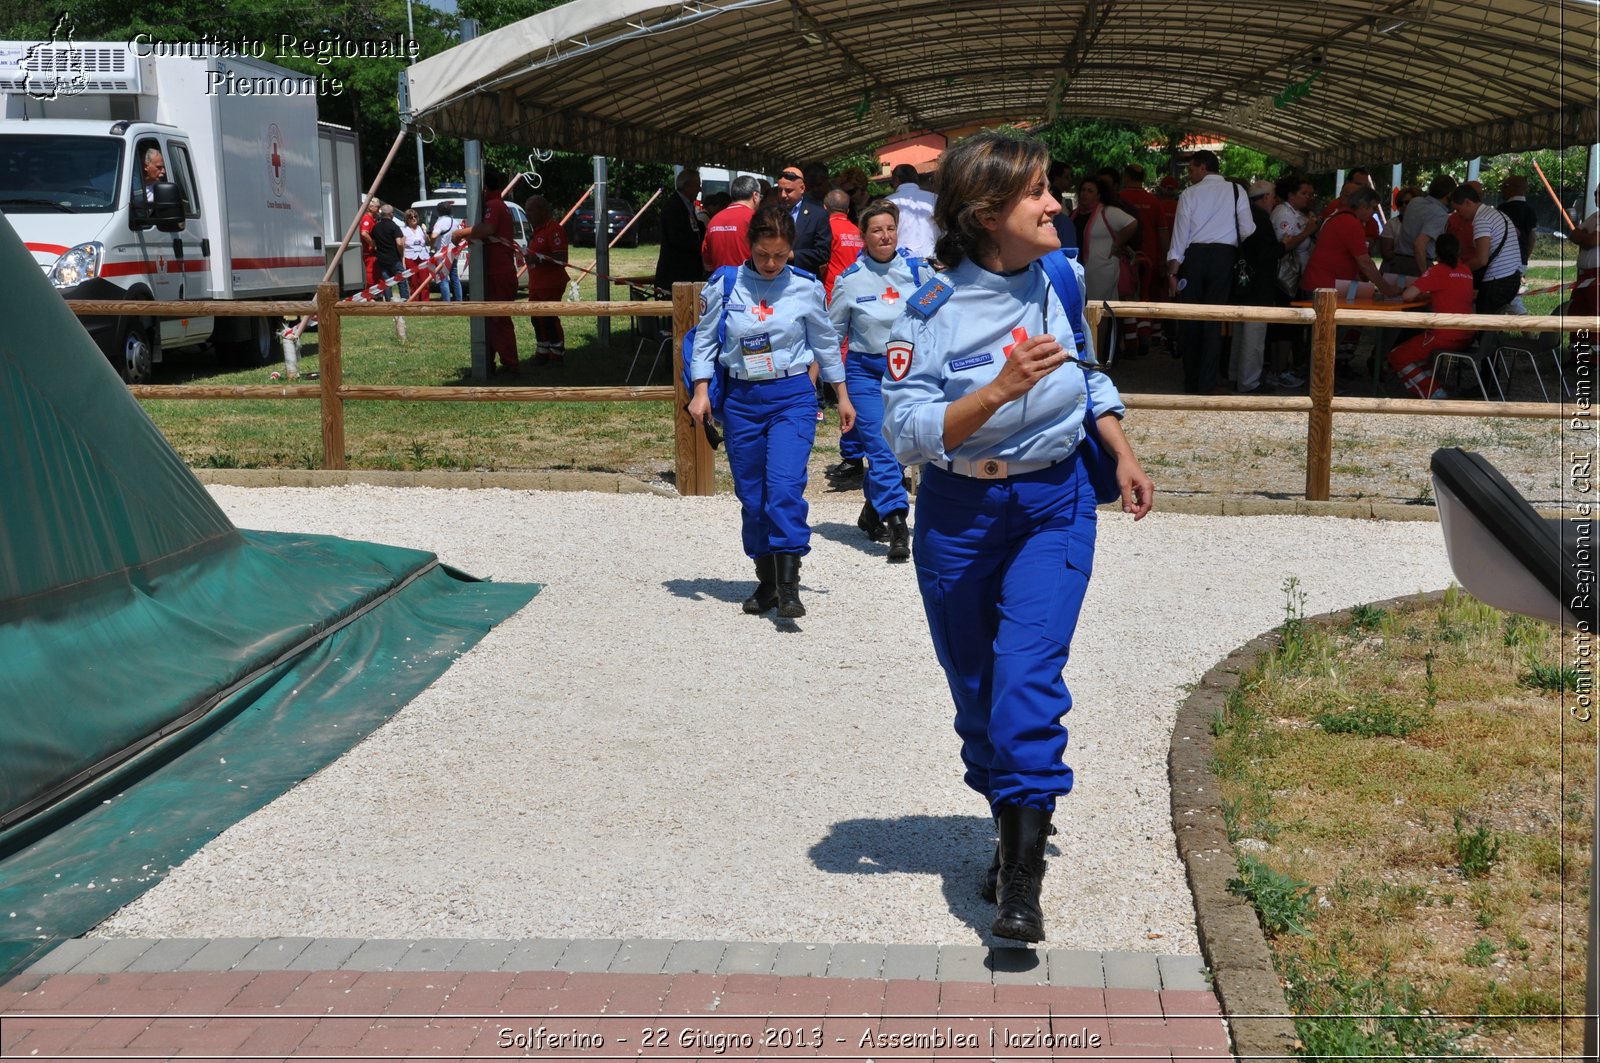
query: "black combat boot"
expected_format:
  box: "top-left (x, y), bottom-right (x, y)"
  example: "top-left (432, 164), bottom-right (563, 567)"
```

top-left (983, 816), bottom-right (1054, 902)
top-left (825, 457), bottom-right (865, 485)
top-left (991, 804), bottom-right (1053, 943)
top-left (856, 501), bottom-right (886, 542)
top-left (774, 553), bottom-right (806, 618)
top-left (742, 555), bottom-right (778, 615)
top-left (883, 510), bottom-right (911, 562)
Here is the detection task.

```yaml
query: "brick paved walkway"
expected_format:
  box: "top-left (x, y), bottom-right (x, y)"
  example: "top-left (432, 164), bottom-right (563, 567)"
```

top-left (0, 937), bottom-right (1231, 1061)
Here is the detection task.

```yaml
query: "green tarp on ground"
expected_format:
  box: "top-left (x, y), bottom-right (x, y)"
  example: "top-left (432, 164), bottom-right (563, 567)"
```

top-left (0, 212), bottom-right (538, 979)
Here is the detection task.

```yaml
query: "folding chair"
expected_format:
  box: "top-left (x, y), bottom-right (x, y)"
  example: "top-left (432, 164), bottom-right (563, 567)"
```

top-left (625, 333), bottom-right (671, 385)
top-left (1490, 345), bottom-right (1567, 401)
top-left (1428, 338), bottom-right (1504, 402)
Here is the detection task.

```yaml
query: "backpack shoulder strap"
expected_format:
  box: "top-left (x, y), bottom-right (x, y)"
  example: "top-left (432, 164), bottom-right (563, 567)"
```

top-left (711, 265), bottom-right (738, 345)
top-left (898, 247), bottom-right (922, 285)
top-left (1038, 249), bottom-right (1088, 355)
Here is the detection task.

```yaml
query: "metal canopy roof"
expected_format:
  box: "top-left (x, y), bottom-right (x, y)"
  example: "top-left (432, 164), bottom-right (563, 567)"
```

top-left (407, 0), bottom-right (1599, 173)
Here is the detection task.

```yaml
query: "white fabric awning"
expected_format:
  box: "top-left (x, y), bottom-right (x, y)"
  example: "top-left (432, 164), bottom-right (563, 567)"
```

top-left (406, 0), bottom-right (1599, 171)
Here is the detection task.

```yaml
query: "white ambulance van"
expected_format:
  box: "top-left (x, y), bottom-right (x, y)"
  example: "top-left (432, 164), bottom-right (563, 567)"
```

top-left (0, 38), bottom-right (363, 382)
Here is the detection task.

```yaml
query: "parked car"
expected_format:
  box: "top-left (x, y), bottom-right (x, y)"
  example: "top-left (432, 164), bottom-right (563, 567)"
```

top-left (410, 189), bottom-right (531, 290)
top-left (568, 198), bottom-right (639, 248)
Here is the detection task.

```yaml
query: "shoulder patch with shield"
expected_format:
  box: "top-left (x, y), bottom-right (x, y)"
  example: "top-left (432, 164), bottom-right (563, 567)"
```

top-left (886, 340), bottom-right (914, 382)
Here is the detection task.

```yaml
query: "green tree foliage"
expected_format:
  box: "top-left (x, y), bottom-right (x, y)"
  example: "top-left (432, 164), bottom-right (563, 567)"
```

top-left (1032, 118), bottom-right (1187, 179)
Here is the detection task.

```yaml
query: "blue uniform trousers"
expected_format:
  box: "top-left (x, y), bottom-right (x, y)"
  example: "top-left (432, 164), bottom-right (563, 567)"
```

top-left (912, 454), bottom-right (1097, 812)
top-left (845, 352), bottom-right (908, 516)
top-left (723, 373), bottom-right (818, 558)
top-left (839, 426), bottom-right (866, 461)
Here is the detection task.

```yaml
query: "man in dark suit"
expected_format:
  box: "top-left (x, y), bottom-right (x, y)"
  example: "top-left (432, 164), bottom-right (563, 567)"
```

top-left (654, 167), bottom-right (707, 295)
top-left (776, 162), bottom-right (831, 275)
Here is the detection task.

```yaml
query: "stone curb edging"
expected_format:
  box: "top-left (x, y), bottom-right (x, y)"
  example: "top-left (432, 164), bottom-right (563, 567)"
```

top-left (193, 468), bottom-right (676, 496)
top-left (11, 936), bottom-right (1209, 992)
top-left (1169, 588), bottom-right (1452, 1063)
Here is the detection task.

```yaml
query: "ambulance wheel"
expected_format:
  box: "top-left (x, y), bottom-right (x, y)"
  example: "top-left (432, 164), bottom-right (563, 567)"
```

top-left (115, 320), bottom-right (155, 386)
top-left (222, 316), bottom-right (281, 365)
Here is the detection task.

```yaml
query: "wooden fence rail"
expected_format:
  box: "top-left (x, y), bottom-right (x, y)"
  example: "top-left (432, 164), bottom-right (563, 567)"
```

top-left (71, 283), bottom-right (1594, 500)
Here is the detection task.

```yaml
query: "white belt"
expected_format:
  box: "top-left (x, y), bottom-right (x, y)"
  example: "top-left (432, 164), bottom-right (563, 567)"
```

top-left (939, 455), bottom-right (1066, 480)
top-left (728, 364), bottom-right (811, 382)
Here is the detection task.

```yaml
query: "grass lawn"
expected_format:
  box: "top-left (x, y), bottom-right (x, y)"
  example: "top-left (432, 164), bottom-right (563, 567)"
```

top-left (1214, 584), bottom-right (1593, 1062)
top-left (137, 241), bottom-right (1577, 487)
top-left (146, 246), bottom-right (693, 478)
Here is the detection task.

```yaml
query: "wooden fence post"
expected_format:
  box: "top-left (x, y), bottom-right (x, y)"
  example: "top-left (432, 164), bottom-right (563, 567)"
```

top-left (1304, 288), bottom-right (1337, 501)
top-left (317, 283), bottom-right (346, 470)
top-left (672, 282), bottom-right (715, 496)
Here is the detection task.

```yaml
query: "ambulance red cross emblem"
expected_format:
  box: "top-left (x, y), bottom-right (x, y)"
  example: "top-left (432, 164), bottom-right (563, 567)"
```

top-left (886, 340), bottom-right (913, 381)
top-left (267, 123), bottom-right (285, 198)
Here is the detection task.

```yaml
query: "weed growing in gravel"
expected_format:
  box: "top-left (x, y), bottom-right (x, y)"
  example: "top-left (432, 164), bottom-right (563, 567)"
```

top-left (1454, 814), bottom-right (1503, 878)
top-left (1463, 936), bottom-right (1496, 967)
top-left (1282, 944), bottom-right (1477, 1062)
top-left (1520, 654), bottom-right (1580, 693)
top-left (1345, 603), bottom-right (1388, 632)
top-left (1229, 854), bottom-right (1314, 937)
top-left (1313, 691), bottom-right (1429, 737)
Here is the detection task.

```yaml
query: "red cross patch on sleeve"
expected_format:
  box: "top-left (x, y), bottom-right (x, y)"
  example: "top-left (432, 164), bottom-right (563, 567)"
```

top-left (886, 340), bottom-right (914, 381)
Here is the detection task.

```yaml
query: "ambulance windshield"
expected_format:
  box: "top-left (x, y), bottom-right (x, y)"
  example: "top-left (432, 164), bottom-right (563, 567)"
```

top-left (0, 135), bottom-right (123, 214)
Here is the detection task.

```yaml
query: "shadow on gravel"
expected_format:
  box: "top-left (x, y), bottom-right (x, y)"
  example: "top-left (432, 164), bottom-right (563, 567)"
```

top-left (809, 815), bottom-right (1061, 938)
top-left (809, 521), bottom-right (888, 556)
top-left (661, 577), bottom-right (749, 604)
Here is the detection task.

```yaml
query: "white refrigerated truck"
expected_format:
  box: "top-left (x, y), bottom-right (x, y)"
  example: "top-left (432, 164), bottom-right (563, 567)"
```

top-left (0, 39), bottom-right (363, 382)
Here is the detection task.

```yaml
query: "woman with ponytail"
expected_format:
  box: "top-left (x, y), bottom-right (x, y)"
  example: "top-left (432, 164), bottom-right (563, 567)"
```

top-left (881, 131), bottom-right (1154, 944)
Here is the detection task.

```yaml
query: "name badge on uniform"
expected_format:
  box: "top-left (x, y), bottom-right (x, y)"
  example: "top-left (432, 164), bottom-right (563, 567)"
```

top-left (726, 302), bottom-right (747, 313)
top-left (741, 332), bottom-right (777, 379)
top-left (950, 353), bottom-right (994, 373)
top-left (854, 295), bottom-right (877, 304)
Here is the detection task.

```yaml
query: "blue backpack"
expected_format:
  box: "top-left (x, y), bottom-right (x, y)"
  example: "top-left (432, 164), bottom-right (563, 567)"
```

top-left (681, 266), bottom-right (738, 418)
top-left (1036, 248), bottom-right (1120, 505)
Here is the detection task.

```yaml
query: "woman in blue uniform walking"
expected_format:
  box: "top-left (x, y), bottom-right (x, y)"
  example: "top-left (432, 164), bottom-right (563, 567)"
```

top-left (827, 200), bottom-right (922, 562)
top-left (687, 206), bottom-right (854, 618)
top-left (882, 132), bottom-right (1154, 943)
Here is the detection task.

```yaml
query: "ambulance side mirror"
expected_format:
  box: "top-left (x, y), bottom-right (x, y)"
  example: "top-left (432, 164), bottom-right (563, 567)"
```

top-left (131, 181), bottom-right (185, 233)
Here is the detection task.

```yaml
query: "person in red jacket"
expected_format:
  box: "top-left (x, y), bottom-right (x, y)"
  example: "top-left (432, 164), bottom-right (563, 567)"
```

top-left (524, 194), bottom-right (571, 364)
top-left (452, 170), bottom-right (520, 374)
top-left (702, 175), bottom-right (762, 271)
top-left (358, 197), bottom-right (380, 290)
top-left (821, 188), bottom-right (864, 298)
top-left (1386, 233), bottom-right (1475, 399)
top-left (1302, 186), bottom-right (1401, 297)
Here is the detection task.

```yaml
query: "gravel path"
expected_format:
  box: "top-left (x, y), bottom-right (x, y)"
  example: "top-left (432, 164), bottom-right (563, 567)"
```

top-left (99, 486), bottom-right (1456, 952)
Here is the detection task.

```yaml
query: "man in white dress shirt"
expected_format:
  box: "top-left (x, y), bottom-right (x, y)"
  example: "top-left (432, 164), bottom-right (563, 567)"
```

top-left (885, 163), bottom-right (940, 259)
top-left (1165, 150), bottom-right (1255, 394)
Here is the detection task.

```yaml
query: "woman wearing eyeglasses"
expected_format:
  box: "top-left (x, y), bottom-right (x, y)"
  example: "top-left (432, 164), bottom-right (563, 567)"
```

top-left (686, 205), bottom-right (855, 619)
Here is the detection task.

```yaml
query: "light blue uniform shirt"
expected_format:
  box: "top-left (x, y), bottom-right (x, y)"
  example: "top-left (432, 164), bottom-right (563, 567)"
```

top-left (691, 264), bottom-right (844, 385)
top-left (827, 250), bottom-right (924, 356)
top-left (882, 256), bottom-right (1126, 467)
